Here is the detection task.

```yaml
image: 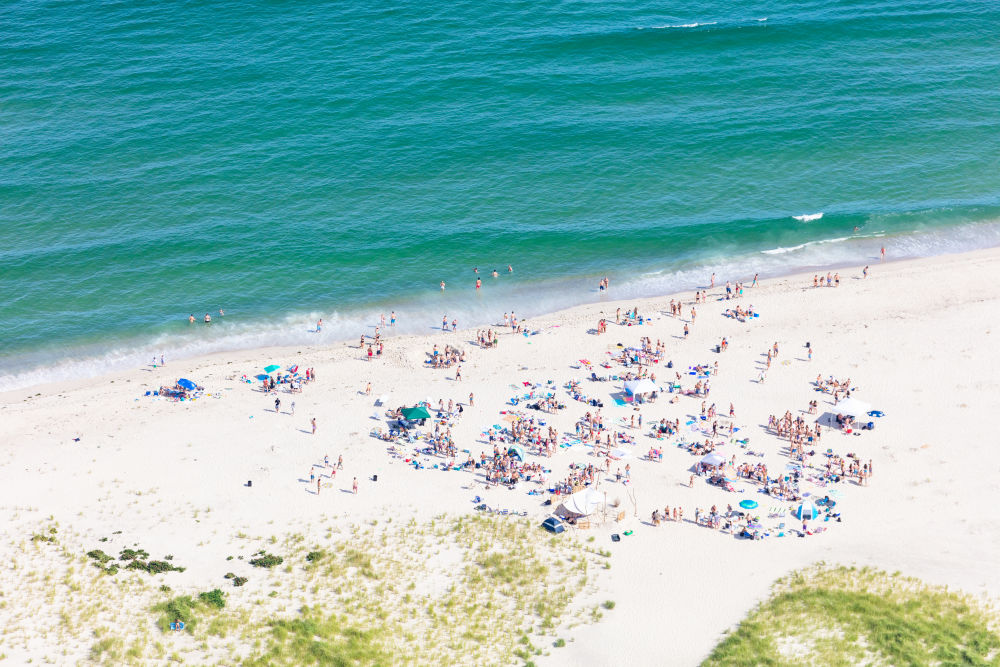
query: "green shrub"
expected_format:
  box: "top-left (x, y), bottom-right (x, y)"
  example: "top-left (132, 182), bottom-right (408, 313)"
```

top-left (198, 589), bottom-right (226, 609)
top-left (249, 552), bottom-right (283, 568)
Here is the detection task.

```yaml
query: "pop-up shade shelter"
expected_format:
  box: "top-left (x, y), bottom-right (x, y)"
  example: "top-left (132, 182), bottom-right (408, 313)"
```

top-left (508, 444), bottom-right (526, 461)
top-left (401, 406), bottom-right (431, 421)
top-left (557, 487), bottom-right (604, 517)
top-left (176, 378), bottom-right (196, 391)
top-left (793, 500), bottom-right (821, 520)
top-left (623, 378), bottom-right (658, 395)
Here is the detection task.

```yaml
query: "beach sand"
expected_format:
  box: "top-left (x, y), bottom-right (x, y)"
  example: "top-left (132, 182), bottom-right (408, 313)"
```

top-left (2, 247), bottom-right (1000, 664)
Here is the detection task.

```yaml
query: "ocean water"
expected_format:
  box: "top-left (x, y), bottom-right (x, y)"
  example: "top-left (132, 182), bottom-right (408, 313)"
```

top-left (2, 0), bottom-right (999, 387)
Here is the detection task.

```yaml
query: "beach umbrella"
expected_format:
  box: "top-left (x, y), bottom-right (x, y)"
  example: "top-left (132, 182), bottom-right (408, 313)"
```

top-left (177, 378), bottom-right (196, 391)
top-left (508, 444), bottom-right (525, 461)
top-left (264, 364), bottom-right (281, 374)
top-left (401, 406), bottom-right (431, 421)
top-left (255, 374), bottom-right (270, 381)
top-left (793, 500), bottom-right (821, 520)
top-left (739, 499), bottom-right (758, 510)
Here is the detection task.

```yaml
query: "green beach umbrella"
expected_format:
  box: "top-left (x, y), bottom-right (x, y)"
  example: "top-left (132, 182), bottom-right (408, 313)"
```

top-left (264, 364), bottom-right (281, 374)
top-left (401, 406), bottom-right (431, 421)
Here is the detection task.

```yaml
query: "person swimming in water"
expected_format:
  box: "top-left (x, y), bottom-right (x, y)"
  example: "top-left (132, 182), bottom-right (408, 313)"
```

top-left (204, 313), bottom-right (212, 323)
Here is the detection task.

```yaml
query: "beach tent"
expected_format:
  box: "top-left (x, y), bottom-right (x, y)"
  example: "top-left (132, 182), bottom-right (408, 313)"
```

top-left (557, 487), bottom-right (604, 517)
top-left (401, 406), bottom-right (431, 421)
top-left (834, 397), bottom-right (872, 418)
top-left (699, 452), bottom-right (726, 468)
top-left (176, 378), bottom-right (196, 391)
top-left (508, 444), bottom-right (526, 461)
top-left (793, 500), bottom-right (821, 520)
top-left (623, 378), bottom-right (658, 395)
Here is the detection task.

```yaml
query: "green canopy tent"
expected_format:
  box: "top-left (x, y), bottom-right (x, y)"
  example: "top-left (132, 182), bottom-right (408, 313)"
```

top-left (401, 406), bottom-right (431, 421)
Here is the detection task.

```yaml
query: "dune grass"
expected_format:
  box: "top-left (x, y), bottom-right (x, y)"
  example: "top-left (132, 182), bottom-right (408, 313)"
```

top-left (705, 565), bottom-right (1000, 666)
top-left (1, 514), bottom-right (606, 665)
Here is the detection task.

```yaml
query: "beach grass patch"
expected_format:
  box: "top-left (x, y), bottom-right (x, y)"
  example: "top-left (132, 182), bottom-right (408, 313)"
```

top-left (705, 565), bottom-right (1000, 666)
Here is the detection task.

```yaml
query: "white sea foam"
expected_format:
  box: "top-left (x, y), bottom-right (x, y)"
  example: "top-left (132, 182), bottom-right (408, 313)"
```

top-left (793, 212), bottom-right (824, 222)
top-left (647, 22), bottom-right (718, 29)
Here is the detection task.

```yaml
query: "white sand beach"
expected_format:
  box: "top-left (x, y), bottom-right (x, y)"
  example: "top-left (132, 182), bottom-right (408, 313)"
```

top-left (2, 248), bottom-right (1000, 664)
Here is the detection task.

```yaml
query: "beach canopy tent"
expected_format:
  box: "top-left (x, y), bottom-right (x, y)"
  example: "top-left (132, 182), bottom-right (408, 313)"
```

top-left (833, 397), bottom-right (872, 418)
top-left (699, 452), bottom-right (727, 468)
top-left (793, 500), bottom-right (821, 521)
top-left (264, 364), bottom-right (282, 374)
top-left (557, 487), bottom-right (604, 518)
top-left (508, 444), bottom-right (526, 461)
top-left (623, 378), bottom-right (658, 395)
top-left (401, 406), bottom-right (431, 421)
top-left (176, 378), bottom-right (197, 391)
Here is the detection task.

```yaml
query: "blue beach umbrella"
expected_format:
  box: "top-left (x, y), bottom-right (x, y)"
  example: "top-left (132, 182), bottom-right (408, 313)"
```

top-left (177, 378), bottom-right (196, 391)
top-left (508, 444), bottom-right (526, 461)
top-left (255, 374), bottom-right (270, 381)
top-left (739, 499), bottom-right (758, 510)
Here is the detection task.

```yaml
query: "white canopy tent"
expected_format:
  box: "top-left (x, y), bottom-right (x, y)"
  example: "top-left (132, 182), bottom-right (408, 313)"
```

top-left (623, 378), bottom-right (658, 395)
top-left (833, 397), bottom-right (872, 418)
top-left (699, 452), bottom-right (726, 468)
top-left (557, 487), bottom-right (604, 517)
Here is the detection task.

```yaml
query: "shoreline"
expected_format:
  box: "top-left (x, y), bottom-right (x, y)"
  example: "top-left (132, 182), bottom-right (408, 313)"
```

top-left (0, 244), bottom-right (989, 404)
top-left (4, 224), bottom-right (999, 393)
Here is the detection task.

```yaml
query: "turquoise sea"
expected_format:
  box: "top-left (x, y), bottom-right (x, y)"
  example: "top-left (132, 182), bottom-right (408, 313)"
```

top-left (2, 0), bottom-right (1000, 387)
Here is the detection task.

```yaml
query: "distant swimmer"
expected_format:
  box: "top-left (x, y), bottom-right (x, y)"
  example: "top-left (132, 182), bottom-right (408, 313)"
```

top-left (219, 309), bottom-right (225, 317)
top-left (473, 267), bottom-right (479, 274)
top-left (475, 278), bottom-right (481, 290)
top-left (440, 280), bottom-right (446, 290)
top-left (507, 265), bottom-right (513, 273)
top-left (492, 269), bottom-right (498, 277)
top-left (853, 226), bottom-right (860, 232)
top-left (189, 314), bottom-right (195, 324)
top-left (880, 246), bottom-right (886, 261)
top-left (204, 313), bottom-right (212, 323)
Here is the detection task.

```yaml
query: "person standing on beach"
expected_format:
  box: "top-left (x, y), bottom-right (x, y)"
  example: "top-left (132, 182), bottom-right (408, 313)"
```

top-left (274, 397), bottom-right (281, 413)
top-left (291, 401), bottom-right (295, 415)
top-left (880, 246), bottom-right (886, 261)
top-left (683, 323), bottom-right (690, 338)
top-left (352, 477), bottom-right (358, 494)
top-left (442, 315), bottom-right (448, 331)
top-left (311, 417), bottom-right (317, 434)
top-left (710, 273), bottom-right (715, 288)
top-left (160, 355), bottom-right (165, 366)
top-left (390, 311), bottom-right (396, 326)
top-left (468, 392), bottom-right (475, 407)
top-left (752, 273), bottom-right (758, 287)
top-left (863, 265), bottom-right (869, 278)
top-left (317, 319), bottom-right (323, 333)
top-left (316, 477), bottom-right (321, 494)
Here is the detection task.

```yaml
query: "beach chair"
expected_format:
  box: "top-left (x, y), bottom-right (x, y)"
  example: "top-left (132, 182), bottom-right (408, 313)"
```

top-left (616, 511), bottom-right (626, 522)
